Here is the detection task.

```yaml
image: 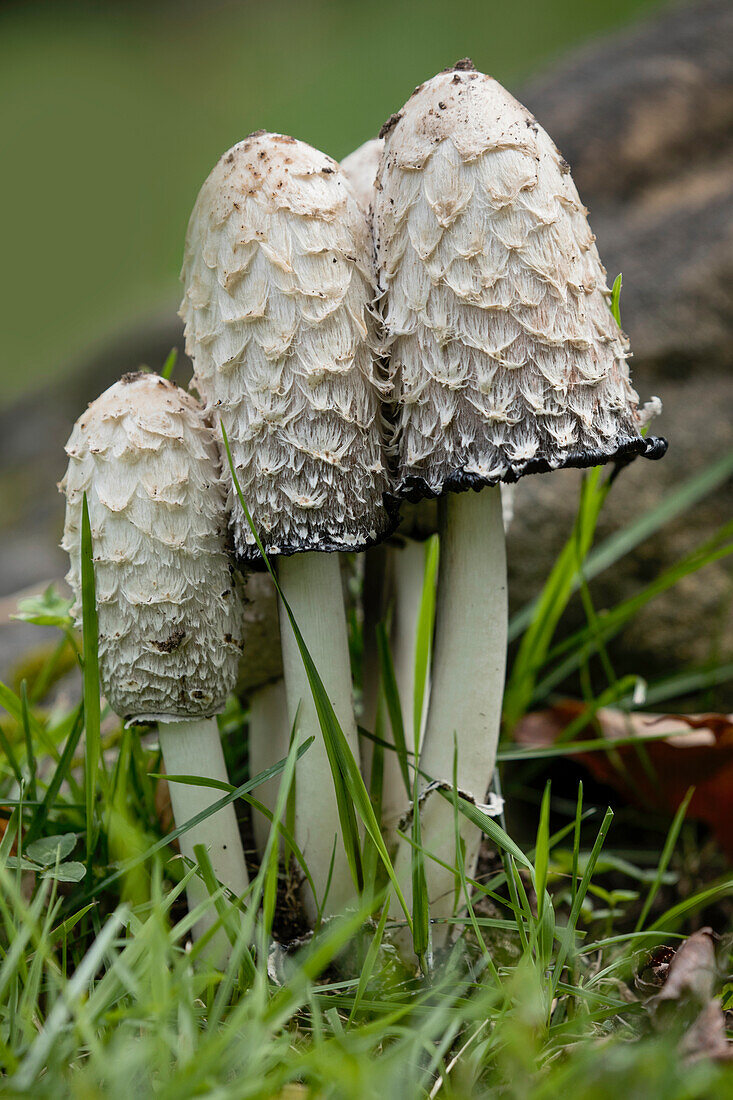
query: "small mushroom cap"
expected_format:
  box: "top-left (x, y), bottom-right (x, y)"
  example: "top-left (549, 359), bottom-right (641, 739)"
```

top-left (374, 63), bottom-right (666, 502)
top-left (60, 373), bottom-right (245, 723)
top-left (340, 138), bottom-right (384, 214)
top-left (180, 131), bottom-right (395, 565)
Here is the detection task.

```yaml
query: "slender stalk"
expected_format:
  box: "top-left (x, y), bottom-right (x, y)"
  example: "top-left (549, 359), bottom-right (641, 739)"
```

top-left (158, 717), bottom-right (249, 953)
top-left (360, 543), bottom-right (390, 786)
top-left (248, 679), bottom-right (290, 859)
top-left (276, 551), bottom-right (361, 921)
top-left (381, 538), bottom-right (429, 840)
top-left (394, 486), bottom-right (507, 950)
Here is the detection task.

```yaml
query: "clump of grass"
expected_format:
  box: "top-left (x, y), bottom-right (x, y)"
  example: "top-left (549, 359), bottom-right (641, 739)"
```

top-left (0, 451), bottom-right (731, 1095)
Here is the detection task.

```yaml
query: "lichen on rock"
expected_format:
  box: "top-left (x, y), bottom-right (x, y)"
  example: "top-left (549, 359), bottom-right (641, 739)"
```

top-left (60, 373), bottom-right (245, 723)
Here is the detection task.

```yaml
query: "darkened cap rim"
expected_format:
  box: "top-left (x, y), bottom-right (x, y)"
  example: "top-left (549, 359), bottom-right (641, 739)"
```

top-left (395, 434), bottom-right (668, 504)
top-left (237, 493), bottom-right (401, 570)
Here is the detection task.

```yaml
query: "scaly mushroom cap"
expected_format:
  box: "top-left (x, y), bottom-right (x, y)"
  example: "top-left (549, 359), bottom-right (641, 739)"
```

top-left (341, 138), bottom-right (384, 215)
top-left (374, 62), bottom-right (667, 501)
top-left (180, 131), bottom-right (394, 564)
top-left (60, 373), bottom-right (245, 723)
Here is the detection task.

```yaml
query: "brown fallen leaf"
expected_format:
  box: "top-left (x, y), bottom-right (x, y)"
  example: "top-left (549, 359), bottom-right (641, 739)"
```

top-left (651, 928), bottom-right (717, 1011)
top-left (514, 704), bottom-right (733, 857)
top-left (680, 1000), bottom-right (733, 1063)
top-left (645, 930), bottom-right (733, 1063)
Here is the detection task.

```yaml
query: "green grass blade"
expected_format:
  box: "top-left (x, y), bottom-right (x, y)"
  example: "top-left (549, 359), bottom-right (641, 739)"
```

top-left (571, 782), bottom-right (583, 910)
top-left (634, 787), bottom-right (694, 932)
top-left (534, 781), bottom-right (551, 923)
top-left (509, 451), bottom-right (733, 643)
top-left (504, 468), bottom-right (609, 730)
top-left (534, 524), bottom-right (733, 701)
top-left (0, 722), bottom-right (24, 788)
top-left (413, 536), bottom-right (439, 748)
top-left (348, 900), bottom-right (390, 1022)
top-left (25, 704), bottom-right (84, 845)
top-left (609, 272), bottom-right (623, 326)
top-left (552, 807), bottom-right (614, 995)
top-left (160, 347), bottom-right (178, 380)
top-left (80, 494), bottom-right (101, 871)
top-left (375, 622), bottom-right (410, 796)
top-left (19, 682), bottom-right (36, 802)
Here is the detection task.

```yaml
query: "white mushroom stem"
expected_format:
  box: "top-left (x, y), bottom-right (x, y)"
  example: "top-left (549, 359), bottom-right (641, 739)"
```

top-left (248, 679), bottom-right (290, 858)
top-left (158, 717), bottom-right (250, 950)
top-left (381, 538), bottom-right (430, 845)
top-left (358, 544), bottom-right (389, 788)
top-left (393, 486), bottom-right (507, 948)
top-left (276, 551), bottom-right (361, 922)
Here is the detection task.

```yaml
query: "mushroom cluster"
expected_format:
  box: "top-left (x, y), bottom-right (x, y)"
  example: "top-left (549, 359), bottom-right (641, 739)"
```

top-left (60, 60), bottom-right (665, 965)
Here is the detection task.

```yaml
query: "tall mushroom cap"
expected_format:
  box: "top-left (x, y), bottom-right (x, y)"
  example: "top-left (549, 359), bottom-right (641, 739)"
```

top-left (60, 373), bottom-right (245, 723)
top-left (374, 62), bottom-right (667, 502)
top-left (340, 138), bottom-right (384, 215)
top-left (180, 131), bottom-right (394, 564)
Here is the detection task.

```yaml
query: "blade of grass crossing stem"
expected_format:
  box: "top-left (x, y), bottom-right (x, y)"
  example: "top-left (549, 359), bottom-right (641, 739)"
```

top-left (193, 843), bottom-right (248, 961)
top-left (215, 733), bottom-right (305, 1024)
top-left (413, 536), bottom-right (439, 748)
top-left (504, 468), bottom-right (609, 730)
top-left (363, 691), bottom-right (386, 891)
top-left (158, 774), bottom-right (318, 902)
top-left (81, 494), bottom-right (101, 870)
top-left (409, 537), bottom-right (438, 961)
top-left (375, 623), bottom-right (410, 796)
top-left (86, 742), bottom-right (311, 901)
top-left (452, 745), bottom-right (500, 981)
top-left (221, 424), bottom-right (412, 928)
top-left (410, 763), bottom-right (429, 964)
top-left (446, 791), bottom-right (535, 873)
top-left (635, 787), bottom-right (694, 932)
top-left (157, 748), bottom-right (319, 907)
top-left (552, 807), bottom-right (614, 997)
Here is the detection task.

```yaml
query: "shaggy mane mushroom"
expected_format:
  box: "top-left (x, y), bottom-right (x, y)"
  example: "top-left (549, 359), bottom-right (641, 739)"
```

top-left (61, 373), bottom-right (249, 959)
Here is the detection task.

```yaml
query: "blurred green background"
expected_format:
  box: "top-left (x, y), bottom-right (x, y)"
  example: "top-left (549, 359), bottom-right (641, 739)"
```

top-left (0, 0), bottom-right (666, 405)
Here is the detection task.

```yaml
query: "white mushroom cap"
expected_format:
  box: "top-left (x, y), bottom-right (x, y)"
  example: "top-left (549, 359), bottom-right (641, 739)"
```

top-left (340, 138), bottom-right (384, 215)
top-left (374, 61), bottom-right (666, 501)
top-left (60, 373), bottom-right (245, 723)
top-left (180, 131), bottom-right (395, 564)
